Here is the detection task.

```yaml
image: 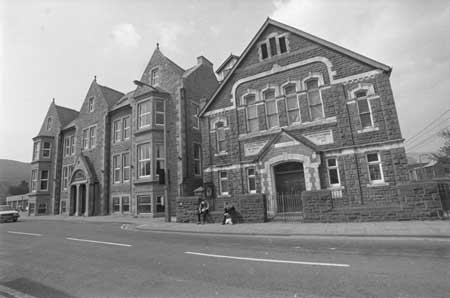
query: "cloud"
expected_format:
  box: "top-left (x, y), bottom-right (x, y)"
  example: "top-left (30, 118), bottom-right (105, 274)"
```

top-left (110, 23), bottom-right (141, 48)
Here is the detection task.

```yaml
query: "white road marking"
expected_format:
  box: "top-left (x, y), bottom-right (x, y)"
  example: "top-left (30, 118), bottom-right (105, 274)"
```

top-left (7, 231), bottom-right (42, 237)
top-left (66, 237), bottom-right (132, 247)
top-left (0, 285), bottom-right (37, 298)
top-left (185, 251), bottom-right (350, 267)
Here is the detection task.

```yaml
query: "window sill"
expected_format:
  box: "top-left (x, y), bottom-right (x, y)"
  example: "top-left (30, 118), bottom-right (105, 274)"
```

top-left (134, 178), bottom-right (155, 185)
top-left (357, 126), bottom-right (379, 134)
top-left (214, 152), bottom-right (228, 157)
top-left (134, 126), bottom-right (163, 136)
top-left (218, 194), bottom-right (230, 198)
top-left (367, 182), bottom-right (389, 187)
top-left (327, 185), bottom-right (344, 190)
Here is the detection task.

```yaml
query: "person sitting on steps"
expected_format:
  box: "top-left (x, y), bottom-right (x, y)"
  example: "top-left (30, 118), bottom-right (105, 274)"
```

top-left (197, 198), bottom-right (209, 224)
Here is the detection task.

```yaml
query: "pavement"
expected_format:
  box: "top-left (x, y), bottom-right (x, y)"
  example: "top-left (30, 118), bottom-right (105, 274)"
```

top-left (19, 213), bottom-right (450, 238)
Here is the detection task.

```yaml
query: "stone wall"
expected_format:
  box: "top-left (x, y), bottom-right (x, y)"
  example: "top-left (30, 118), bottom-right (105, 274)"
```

top-left (176, 194), bottom-right (267, 223)
top-left (302, 181), bottom-right (447, 223)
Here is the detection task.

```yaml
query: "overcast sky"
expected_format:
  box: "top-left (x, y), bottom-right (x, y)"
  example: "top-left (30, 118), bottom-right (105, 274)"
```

top-left (1, 0), bottom-right (449, 162)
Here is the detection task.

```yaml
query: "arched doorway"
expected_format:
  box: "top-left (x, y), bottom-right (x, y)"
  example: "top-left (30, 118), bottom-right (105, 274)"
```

top-left (273, 161), bottom-right (306, 214)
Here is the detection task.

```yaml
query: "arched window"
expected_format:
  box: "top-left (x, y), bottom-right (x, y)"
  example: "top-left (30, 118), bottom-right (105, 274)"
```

top-left (263, 89), bottom-right (278, 129)
top-left (284, 84), bottom-right (300, 124)
top-left (216, 121), bottom-right (226, 153)
top-left (305, 78), bottom-right (324, 120)
top-left (46, 117), bottom-right (52, 131)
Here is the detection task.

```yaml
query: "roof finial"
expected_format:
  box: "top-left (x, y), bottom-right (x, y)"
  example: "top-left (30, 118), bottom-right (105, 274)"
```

top-left (94, 75), bottom-right (97, 81)
top-left (52, 98), bottom-right (55, 103)
top-left (156, 42), bottom-right (159, 49)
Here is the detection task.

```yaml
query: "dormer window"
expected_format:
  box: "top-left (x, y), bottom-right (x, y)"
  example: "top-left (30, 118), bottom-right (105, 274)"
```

top-left (259, 34), bottom-right (289, 60)
top-left (88, 97), bottom-right (94, 112)
top-left (46, 117), bottom-right (52, 131)
top-left (151, 68), bottom-right (159, 86)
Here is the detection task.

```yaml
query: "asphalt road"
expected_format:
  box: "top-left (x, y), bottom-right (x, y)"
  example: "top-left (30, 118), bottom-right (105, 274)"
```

top-left (0, 220), bottom-right (449, 298)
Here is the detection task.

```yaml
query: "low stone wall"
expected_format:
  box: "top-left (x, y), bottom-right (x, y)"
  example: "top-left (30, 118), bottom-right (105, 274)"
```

top-left (302, 182), bottom-right (447, 223)
top-left (176, 194), bottom-right (267, 223)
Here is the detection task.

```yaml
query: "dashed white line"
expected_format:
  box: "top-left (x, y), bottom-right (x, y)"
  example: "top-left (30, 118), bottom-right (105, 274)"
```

top-left (185, 251), bottom-right (350, 267)
top-left (7, 231), bottom-right (42, 237)
top-left (66, 237), bottom-right (132, 247)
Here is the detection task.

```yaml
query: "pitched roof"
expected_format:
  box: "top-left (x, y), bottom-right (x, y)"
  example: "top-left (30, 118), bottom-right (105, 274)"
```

top-left (199, 18), bottom-right (391, 117)
top-left (55, 105), bottom-right (79, 127)
top-left (98, 84), bottom-right (124, 109)
top-left (215, 54), bottom-right (239, 74)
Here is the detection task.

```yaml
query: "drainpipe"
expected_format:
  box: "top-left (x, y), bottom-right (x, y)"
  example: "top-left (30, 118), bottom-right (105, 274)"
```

top-left (343, 85), bottom-right (364, 205)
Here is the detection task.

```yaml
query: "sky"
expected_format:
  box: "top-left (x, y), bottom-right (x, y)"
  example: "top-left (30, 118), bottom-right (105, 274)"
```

top-left (0, 0), bottom-right (449, 162)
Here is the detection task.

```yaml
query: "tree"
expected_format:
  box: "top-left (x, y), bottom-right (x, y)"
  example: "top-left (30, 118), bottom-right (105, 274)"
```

top-left (432, 128), bottom-right (450, 164)
top-left (8, 180), bottom-right (29, 196)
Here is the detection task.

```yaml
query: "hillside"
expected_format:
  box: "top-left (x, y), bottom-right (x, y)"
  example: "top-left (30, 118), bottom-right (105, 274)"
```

top-left (0, 159), bottom-right (31, 201)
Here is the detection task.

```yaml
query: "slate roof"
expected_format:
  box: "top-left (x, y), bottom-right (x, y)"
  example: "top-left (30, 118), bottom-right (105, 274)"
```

top-left (98, 84), bottom-right (125, 109)
top-left (215, 54), bottom-right (239, 74)
top-left (55, 105), bottom-right (79, 127)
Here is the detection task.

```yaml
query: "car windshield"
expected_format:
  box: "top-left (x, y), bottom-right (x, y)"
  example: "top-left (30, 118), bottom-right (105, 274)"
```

top-left (0, 205), bottom-right (14, 211)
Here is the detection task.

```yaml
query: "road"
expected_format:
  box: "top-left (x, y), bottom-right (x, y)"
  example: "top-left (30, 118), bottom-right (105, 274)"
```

top-left (1, 220), bottom-right (449, 298)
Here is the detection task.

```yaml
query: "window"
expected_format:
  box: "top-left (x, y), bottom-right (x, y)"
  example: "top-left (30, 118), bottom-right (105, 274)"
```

top-left (193, 143), bottom-right (202, 176)
top-left (64, 137), bottom-right (70, 156)
top-left (245, 94), bottom-right (258, 133)
top-left (138, 143), bottom-right (151, 178)
top-left (355, 90), bottom-right (373, 128)
top-left (61, 201), bottom-right (66, 213)
top-left (219, 171), bottom-right (228, 195)
top-left (284, 85), bottom-right (300, 123)
top-left (70, 135), bottom-right (75, 155)
top-left (113, 155), bottom-right (121, 183)
top-left (269, 37), bottom-right (277, 56)
top-left (216, 122), bottom-right (226, 152)
top-left (261, 43), bottom-right (268, 59)
top-left (155, 143), bottom-right (165, 177)
top-left (150, 68), bottom-right (159, 86)
top-left (112, 197), bottom-right (121, 213)
top-left (192, 103), bottom-right (199, 129)
top-left (327, 158), bottom-right (340, 186)
top-left (247, 167), bottom-right (256, 193)
top-left (279, 36), bottom-right (287, 53)
top-left (88, 97), bottom-right (94, 112)
top-left (306, 79), bottom-right (324, 121)
top-left (155, 100), bottom-right (165, 125)
top-left (40, 170), bottom-right (49, 190)
top-left (89, 126), bottom-right (96, 148)
top-left (32, 141), bottom-right (40, 161)
top-left (46, 117), bottom-right (52, 131)
top-left (367, 153), bottom-right (384, 183)
top-left (113, 120), bottom-right (121, 143)
top-left (137, 195), bottom-right (151, 213)
top-left (138, 100), bottom-right (151, 128)
top-left (156, 195), bottom-right (165, 213)
top-left (62, 166), bottom-right (68, 190)
top-left (122, 196), bottom-right (130, 213)
top-left (42, 142), bottom-right (51, 158)
top-left (122, 153), bottom-right (130, 182)
top-left (123, 117), bottom-right (130, 140)
top-left (82, 129), bottom-right (89, 150)
top-left (264, 89), bottom-right (278, 129)
top-left (38, 203), bottom-right (46, 214)
top-left (31, 169), bottom-right (38, 192)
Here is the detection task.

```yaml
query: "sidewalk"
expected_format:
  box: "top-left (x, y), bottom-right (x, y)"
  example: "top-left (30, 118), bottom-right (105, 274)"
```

top-left (19, 214), bottom-right (450, 238)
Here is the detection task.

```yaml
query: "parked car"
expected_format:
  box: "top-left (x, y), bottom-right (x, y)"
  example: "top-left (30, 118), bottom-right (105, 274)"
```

top-left (0, 205), bottom-right (20, 223)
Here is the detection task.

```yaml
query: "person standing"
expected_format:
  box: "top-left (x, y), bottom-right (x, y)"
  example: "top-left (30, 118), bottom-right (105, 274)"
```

top-left (197, 199), bottom-right (209, 224)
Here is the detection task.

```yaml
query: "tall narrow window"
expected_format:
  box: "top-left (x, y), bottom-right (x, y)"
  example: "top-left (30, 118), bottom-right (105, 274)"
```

top-left (113, 120), bottom-right (121, 143)
top-left (192, 103), bottom-right (199, 129)
top-left (245, 94), bottom-right (258, 133)
top-left (46, 117), bottom-right (52, 131)
top-left (219, 171), bottom-right (228, 196)
top-left (156, 195), bottom-right (165, 213)
top-left (327, 158), bottom-right (340, 186)
top-left (269, 37), bottom-right (277, 56)
top-left (122, 196), bottom-right (130, 213)
top-left (216, 122), bottom-right (226, 153)
top-left (42, 142), bottom-right (51, 158)
top-left (150, 68), bottom-right (159, 86)
top-left (112, 197), bottom-right (121, 213)
top-left (155, 143), bottom-right (165, 176)
top-left (122, 117), bottom-right (130, 140)
top-left (367, 153), bottom-right (384, 183)
top-left (138, 143), bottom-right (151, 178)
top-left (31, 169), bottom-right (38, 192)
top-left (279, 36), bottom-right (287, 53)
top-left (260, 43), bottom-right (268, 59)
top-left (264, 89), bottom-right (278, 129)
top-left (122, 152), bottom-right (130, 182)
top-left (113, 155), bottom-right (121, 184)
top-left (64, 137), bottom-right (70, 156)
top-left (285, 85), bottom-right (300, 124)
top-left (70, 135), bottom-right (75, 155)
top-left (62, 166), bottom-right (68, 190)
top-left (137, 195), bottom-right (151, 213)
top-left (32, 141), bottom-right (40, 161)
top-left (155, 100), bottom-right (165, 125)
top-left (82, 129), bottom-right (89, 150)
top-left (355, 90), bottom-right (373, 128)
top-left (247, 167), bottom-right (256, 193)
top-left (40, 170), bottom-right (49, 191)
top-left (306, 79), bottom-right (324, 121)
top-left (88, 97), bottom-right (94, 112)
top-left (193, 143), bottom-right (202, 176)
top-left (138, 100), bottom-right (151, 128)
top-left (89, 126), bottom-right (96, 148)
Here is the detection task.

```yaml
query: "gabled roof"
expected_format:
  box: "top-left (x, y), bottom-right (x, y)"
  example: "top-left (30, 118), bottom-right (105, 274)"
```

top-left (199, 17), bottom-right (391, 117)
top-left (55, 105), bottom-right (79, 127)
top-left (215, 54), bottom-right (239, 74)
top-left (97, 84), bottom-right (124, 109)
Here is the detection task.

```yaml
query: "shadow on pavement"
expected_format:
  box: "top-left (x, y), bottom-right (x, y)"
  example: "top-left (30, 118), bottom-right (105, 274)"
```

top-left (2, 278), bottom-right (77, 298)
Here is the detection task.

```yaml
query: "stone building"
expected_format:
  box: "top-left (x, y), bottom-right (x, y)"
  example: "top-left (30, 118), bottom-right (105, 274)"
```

top-left (29, 46), bottom-right (218, 216)
top-left (198, 18), bottom-right (409, 217)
